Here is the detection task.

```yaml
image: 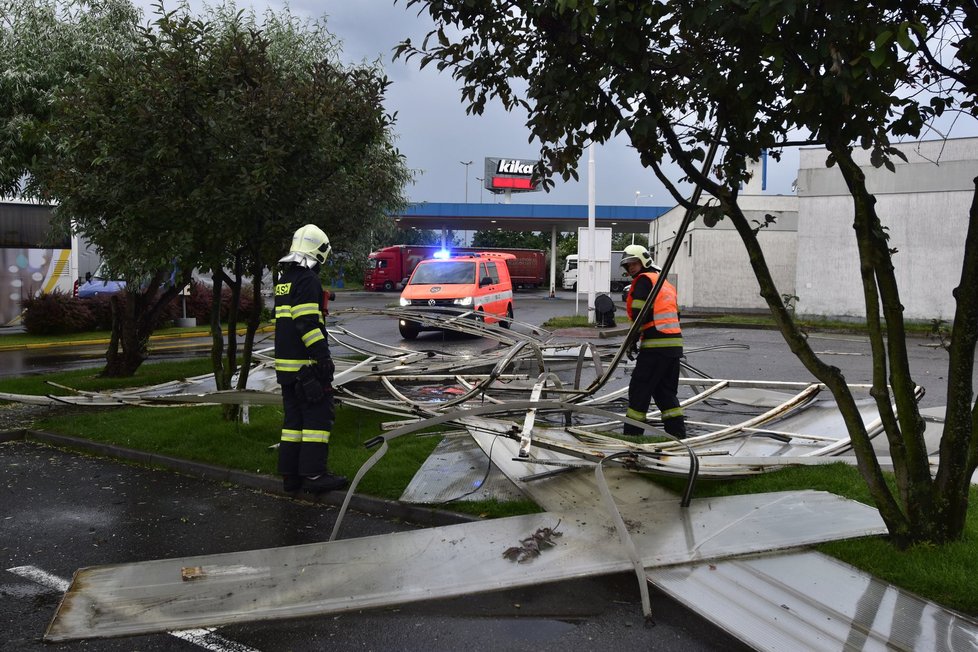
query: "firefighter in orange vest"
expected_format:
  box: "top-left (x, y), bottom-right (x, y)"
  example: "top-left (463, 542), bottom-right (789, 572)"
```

top-left (274, 224), bottom-right (348, 494)
top-left (621, 244), bottom-right (686, 439)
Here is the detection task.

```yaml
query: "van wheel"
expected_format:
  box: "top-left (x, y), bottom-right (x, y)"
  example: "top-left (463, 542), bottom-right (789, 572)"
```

top-left (399, 320), bottom-right (419, 340)
top-left (571, 282), bottom-right (577, 292)
top-left (383, 280), bottom-right (394, 291)
top-left (500, 305), bottom-right (513, 329)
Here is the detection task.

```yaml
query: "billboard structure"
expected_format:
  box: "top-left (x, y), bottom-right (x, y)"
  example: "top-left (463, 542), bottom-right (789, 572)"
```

top-left (483, 157), bottom-right (543, 201)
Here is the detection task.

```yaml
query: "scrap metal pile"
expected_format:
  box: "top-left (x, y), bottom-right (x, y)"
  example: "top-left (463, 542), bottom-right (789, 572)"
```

top-left (2, 306), bottom-right (913, 491)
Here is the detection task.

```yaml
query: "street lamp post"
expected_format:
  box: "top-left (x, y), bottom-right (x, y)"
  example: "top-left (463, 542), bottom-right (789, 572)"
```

top-left (460, 160), bottom-right (473, 203)
top-left (634, 191), bottom-right (653, 205)
top-left (475, 177), bottom-right (484, 203)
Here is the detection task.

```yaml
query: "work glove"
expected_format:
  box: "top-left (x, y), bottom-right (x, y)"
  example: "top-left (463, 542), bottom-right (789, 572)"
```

top-left (296, 364), bottom-right (326, 404)
top-left (313, 356), bottom-right (335, 387)
top-left (626, 341), bottom-right (639, 361)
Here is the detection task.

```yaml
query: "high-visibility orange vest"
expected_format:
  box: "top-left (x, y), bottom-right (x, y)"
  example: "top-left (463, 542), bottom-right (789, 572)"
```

top-left (626, 271), bottom-right (681, 336)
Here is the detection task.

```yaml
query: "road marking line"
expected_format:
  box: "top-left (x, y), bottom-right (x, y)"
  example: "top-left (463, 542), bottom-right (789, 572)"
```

top-left (170, 629), bottom-right (263, 652)
top-left (7, 565), bottom-right (69, 592)
top-left (7, 565), bottom-right (262, 652)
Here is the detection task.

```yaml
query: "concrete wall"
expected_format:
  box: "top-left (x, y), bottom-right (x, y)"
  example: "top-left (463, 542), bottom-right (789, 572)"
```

top-left (795, 138), bottom-right (977, 321)
top-left (651, 195), bottom-right (798, 312)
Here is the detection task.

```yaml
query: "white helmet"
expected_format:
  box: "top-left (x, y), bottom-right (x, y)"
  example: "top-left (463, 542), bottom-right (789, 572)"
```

top-left (620, 244), bottom-right (659, 271)
top-left (279, 224), bottom-right (331, 268)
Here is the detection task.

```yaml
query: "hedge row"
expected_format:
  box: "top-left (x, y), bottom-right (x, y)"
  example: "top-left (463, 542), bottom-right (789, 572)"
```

top-left (21, 282), bottom-right (258, 335)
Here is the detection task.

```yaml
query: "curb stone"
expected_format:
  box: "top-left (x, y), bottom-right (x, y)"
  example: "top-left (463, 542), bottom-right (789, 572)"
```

top-left (0, 429), bottom-right (476, 529)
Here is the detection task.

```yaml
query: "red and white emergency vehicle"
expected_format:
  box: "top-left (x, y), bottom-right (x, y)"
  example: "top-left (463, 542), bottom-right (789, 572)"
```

top-left (397, 252), bottom-right (515, 340)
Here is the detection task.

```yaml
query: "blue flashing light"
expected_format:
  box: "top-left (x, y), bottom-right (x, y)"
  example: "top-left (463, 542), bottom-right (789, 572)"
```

top-left (433, 249), bottom-right (451, 259)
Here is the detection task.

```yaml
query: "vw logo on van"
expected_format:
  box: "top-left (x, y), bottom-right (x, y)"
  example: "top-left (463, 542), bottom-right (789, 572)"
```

top-left (428, 299), bottom-right (436, 306)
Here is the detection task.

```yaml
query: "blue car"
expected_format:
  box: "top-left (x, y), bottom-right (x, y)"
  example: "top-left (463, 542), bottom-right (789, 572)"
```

top-left (76, 275), bottom-right (126, 298)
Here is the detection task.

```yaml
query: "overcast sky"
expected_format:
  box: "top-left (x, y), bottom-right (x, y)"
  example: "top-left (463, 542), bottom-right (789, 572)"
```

top-left (125, 2), bottom-right (856, 209)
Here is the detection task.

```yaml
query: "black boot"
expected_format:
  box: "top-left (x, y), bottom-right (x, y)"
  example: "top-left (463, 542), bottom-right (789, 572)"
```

top-left (282, 474), bottom-right (303, 493)
top-left (303, 473), bottom-right (348, 494)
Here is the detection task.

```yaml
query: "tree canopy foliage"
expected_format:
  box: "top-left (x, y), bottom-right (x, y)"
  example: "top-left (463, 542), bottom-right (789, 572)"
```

top-left (18, 1), bottom-right (409, 381)
top-left (470, 230), bottom-right (552, 250)
top-left (396, 0), bottom-right (978, 545)
top-left (0, 0), bottom-right (140, 197)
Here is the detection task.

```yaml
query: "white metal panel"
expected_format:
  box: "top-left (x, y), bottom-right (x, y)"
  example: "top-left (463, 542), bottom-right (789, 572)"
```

top-left (576, 226), bottom-right (613, 293)
top-left (649, 551), bottom-right (978, 652)
top-left (398, 432), bottom-right (527, 503)
top-left (45, 491), bottom-right (885, 642)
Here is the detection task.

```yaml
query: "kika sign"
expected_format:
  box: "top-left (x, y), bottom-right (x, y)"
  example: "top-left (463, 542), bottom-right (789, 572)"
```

top-left (483, 157), bottom-right (542, 194)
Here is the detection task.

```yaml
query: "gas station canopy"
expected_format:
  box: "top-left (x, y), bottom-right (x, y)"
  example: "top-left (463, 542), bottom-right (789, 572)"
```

top-left (390, 202), bottom-right (668, 233)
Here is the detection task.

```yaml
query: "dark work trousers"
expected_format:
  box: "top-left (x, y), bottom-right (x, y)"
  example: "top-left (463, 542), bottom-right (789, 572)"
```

top-left (278, 381), bottom-right (334, 477)
top-left (624, 349), bottom-right (686, 438)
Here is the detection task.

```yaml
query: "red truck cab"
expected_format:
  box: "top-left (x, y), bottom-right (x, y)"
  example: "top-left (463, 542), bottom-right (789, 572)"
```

top-left (364, 249), bottom-right (399, 291)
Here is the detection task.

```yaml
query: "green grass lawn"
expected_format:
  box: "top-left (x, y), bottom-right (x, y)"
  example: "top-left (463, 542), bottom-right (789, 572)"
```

top-left (1, 360), bottom-right (974, 614)
top-left (0, 358), bottom-right (216, 395)
top-left (0, 323), bottom-right (273, 349)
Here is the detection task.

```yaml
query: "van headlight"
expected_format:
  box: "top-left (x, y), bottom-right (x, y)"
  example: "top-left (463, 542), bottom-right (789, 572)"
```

top-left (453, 296), bottom-right (473, 306)
top-left (399, 297), bottom-right (412, 307)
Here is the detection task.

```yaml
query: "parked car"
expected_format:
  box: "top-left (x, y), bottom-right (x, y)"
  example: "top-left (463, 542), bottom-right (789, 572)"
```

top-left (76, 269), bottom-right (126, 298)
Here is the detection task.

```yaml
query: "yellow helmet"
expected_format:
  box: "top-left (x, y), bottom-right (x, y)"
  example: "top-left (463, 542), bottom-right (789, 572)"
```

top-left (620, 244), bottom-right (658, 270)
top-left (279, 224), bottom-right (331, 268)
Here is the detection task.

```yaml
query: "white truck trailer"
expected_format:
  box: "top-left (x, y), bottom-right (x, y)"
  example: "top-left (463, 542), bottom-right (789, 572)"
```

top-left (562, 251), bottom-right (631, 292)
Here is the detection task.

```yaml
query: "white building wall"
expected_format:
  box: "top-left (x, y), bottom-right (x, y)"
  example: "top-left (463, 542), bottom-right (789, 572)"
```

top-left (651, 195), bottom-right (797, 312)
top-left (795, 138), bottom-right (976, 321)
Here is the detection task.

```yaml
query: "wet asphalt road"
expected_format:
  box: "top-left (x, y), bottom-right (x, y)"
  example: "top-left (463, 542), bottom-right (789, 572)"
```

top-left (0, 288), bottom-right (961, 411)
top-left (1, 439), bottom-right (750, 652)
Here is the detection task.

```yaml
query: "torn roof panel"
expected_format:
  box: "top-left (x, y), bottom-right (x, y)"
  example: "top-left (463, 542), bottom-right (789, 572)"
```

top-left (45, 490), bottom-right (884, 642)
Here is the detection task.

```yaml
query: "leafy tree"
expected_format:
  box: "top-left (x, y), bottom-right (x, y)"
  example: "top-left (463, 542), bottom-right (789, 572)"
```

top-left (0, 0), bottom-right (139, 197)
top-left (34, 3), bottom-right (409, 389)
top-left (612, 233), bottom-right (648, 251)
top-left (396, 0), bottom-right (977, 545)
top-left (383, 227), bottom-right (461, 248)
top-left (470, 230), bottom-right (551, 250)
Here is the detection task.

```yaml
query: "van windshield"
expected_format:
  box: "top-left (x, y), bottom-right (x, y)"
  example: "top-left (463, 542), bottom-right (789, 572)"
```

top-left (410, 261), bottom-right (476, 285)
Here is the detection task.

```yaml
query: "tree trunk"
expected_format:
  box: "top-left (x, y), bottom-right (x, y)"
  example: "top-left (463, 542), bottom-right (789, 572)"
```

top-left (719, 189), bottom-right (912, 540)
top-left (931, 176), bottom-right (978, 539)
top-left (235, 252), bottom-right (265, 393)
top-left (221, 259), bottom-right (243, 422)
top-left (210, 275), bottom-right (227, 390)
top-left (829, 145), bottom-right (938, 546)
top-left (100, 268), bottom-right (190, 378)
top-left (722, 144), bottom-right (977, 545)
top-left (102, 292), bottom-right (148, 377)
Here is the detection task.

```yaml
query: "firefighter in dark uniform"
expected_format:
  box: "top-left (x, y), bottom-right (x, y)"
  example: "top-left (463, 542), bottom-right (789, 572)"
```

top-left (621, 244), bottom-right (687, 439)
top-left (274, 224), bottom-right (348, 494)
